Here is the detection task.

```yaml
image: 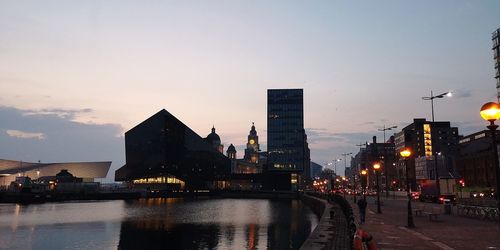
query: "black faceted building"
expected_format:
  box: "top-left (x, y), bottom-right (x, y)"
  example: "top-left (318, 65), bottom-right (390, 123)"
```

top-left (115, 109), bottom-right (230, 190)
top-left (267, 89), bottom-right (306, 190)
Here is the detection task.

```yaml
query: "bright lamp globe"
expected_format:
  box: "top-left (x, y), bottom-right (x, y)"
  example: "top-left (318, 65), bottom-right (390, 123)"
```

top-left (480, 102), bottom-right (500, 122)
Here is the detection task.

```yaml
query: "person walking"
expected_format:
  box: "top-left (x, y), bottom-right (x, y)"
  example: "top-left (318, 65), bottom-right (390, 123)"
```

top-left (357, 197), bottom-right (367, 224)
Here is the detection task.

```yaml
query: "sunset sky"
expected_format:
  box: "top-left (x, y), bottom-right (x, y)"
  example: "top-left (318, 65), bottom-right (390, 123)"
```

top-left (1, 1), bottom-right (499, 181)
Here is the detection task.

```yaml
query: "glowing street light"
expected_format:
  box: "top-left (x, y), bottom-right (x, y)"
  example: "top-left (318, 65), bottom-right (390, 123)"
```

top-left (480, 102), bottom-right (500, 221)
top-left (400, 148), bottom-right (415, 228)
top-left (422, 90), bottom-right (452, 122)
top-left (379, 125), bottom-right (397, 198)
top-left (373, 163), bottom-right (382, 214)
top-left (360, 169), bottom-right (368, 199)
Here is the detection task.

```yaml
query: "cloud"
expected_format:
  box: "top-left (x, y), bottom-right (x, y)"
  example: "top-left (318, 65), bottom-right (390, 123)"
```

top-left (0, 106), bottom-right (124, 182)
top-left (448, 88), bottom-right (473, 99)
top-left (6, 129), bottom-right (45, 140)
top-left (306, 128), bottom-right (377, 145)
top-left (22, 108), bottom-right (94, 120)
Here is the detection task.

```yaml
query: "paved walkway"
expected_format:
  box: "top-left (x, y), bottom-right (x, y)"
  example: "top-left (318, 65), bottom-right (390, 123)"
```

top-left (346, 195), bottom-right (500, 250)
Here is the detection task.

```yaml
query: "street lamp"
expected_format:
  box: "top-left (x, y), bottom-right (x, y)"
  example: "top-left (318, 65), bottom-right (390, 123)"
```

top-left (341, 153), bottom-right (352, 195)
top-left (341, 153), bottom-right (352, 175)
top-left (422, 90), bottom-right (452, 122)
top-left (332, 158), bottom-right (342, 176)
top-left (480, 102), bottom-right (500, 220)
top-left (422, 90), bottom-right (452, 201)
top-left (379, 125), bottom-right (397, 198)
top-left (341, 176), bottom-right (347, 198)
top-left (373, 163), bottom-right (382, 214)
top-left (400, 148), bottom-right (415, 228)
top-left (361, 169), bottom-right (368, 200)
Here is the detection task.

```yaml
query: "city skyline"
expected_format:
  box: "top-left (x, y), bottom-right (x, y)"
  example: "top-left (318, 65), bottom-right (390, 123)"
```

top-left (1, 1), bottom-right (500, 180)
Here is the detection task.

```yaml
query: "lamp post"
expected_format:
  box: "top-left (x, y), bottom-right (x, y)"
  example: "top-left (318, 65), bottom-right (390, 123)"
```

top-left (355, 143), bottom-right (367, 203)
top-left (330, 159), bottom-right (341, 191)
top-left (341, 153), bottom-right (352, 175)
top-left (422, 90), bottom-right (452, 200)
top-left (400, 148), bottom-right (415, 228)
top-left (353, 173), bottom-right (357, 203)
top-left (342, 176), bottom-right (347, 198)
top-left (373, 163), bottom-right (382, 214)
top-left (341, 153), bottom-right (352, 194)
top-left (421, 90), bottom-right (452, 122)
top-left (379, 125), bottom-right (397, 198)
top-left (480, 102), bottom-right (500, 221)
top-left (361, 169), bottom-right (368, 200)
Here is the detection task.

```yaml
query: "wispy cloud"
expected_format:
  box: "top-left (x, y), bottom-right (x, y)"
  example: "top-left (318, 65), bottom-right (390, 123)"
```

top-left (22, 108), bottom-right (94, 120)
top-left (452, 89), bottom-right (473, 99)
top-left (6, 129), bottom-right (45, 140)
top-left (306, 128), bottom-right (377, 145)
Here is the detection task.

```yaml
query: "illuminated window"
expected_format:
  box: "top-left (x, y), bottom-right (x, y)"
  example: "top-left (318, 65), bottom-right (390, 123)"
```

top-left (423, 124), bottom-right (432, 156)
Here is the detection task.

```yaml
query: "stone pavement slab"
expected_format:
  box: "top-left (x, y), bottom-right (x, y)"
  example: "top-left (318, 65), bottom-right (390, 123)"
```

top-left (348, 196), bottom-right (500, 250)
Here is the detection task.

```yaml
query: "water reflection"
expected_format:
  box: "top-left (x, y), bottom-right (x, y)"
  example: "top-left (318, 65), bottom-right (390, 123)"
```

top-left (118, 198), bottom-right (317, 250)
top-left (0, 198), bottom-right (317, 250)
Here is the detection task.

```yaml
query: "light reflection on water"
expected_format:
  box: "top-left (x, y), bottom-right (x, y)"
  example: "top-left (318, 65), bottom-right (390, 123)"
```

top-left (0, 198), bottom-right (318, 250)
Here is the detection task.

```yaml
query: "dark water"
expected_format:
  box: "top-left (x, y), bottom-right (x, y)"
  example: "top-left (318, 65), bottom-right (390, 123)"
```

top-left (0, 198), bottom-right (318, 250)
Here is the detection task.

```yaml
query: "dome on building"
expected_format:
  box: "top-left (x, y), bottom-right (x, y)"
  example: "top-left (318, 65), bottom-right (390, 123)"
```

top-left (205, 126), bottom-right (221, 145)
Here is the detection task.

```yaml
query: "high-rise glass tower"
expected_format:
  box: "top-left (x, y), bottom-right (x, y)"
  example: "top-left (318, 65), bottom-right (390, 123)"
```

top-left (267, 89), bottom-right (305, 172)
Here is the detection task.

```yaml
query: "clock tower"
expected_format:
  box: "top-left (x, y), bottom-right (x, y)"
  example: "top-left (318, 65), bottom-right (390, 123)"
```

top-left (244, 122), bottom-right (260, 163)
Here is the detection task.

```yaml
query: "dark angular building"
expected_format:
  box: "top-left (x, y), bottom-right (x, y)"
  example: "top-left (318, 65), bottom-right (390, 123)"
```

top-left (394, 118), bottom-right (459, 190)
top-left (457, 130), bottom-right (499, 189)
top-left (115, 109), bottom-right (230, 190)
top-left (267, 89), bottom-right (306, 190)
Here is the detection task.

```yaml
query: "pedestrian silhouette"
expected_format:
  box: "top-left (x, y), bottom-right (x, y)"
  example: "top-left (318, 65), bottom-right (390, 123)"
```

top-left (357, 198), bottom-right (367, 224)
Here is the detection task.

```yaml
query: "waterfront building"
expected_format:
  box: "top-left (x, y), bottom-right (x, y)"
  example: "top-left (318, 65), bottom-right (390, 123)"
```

top-left (244, 122), bottom-right (260, 163)
top-left (267, 89), bottom-right (305, 190)
top-left (115, 109), bottom-right (231, 191)
top-left (0, 159), bottom-right (110, 188)
top-left (394, 118), bottom-right (459, 190)
top-left (457, 130), bottom-right (499, 190)
top-left (493, 27), bottom-right (500, 101)
top-left (226, 123), bottom-right (266, 190)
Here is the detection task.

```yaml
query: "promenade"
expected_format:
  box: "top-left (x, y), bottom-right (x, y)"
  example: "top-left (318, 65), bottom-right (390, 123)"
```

top-left (348, 195), bottom-right (500, 250)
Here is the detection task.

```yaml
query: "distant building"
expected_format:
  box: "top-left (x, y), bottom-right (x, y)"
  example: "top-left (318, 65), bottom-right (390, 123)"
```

top-left (351, 146), bottom-right (368, 180)
top-left (310, 162), bottom-right (322, 178)
top-left (394, 118), bottom-right (459, 190)
top-left (457, 130), bottom-right (499, 189)
top-left (351, 136), bottom-right (396, 190)
top-left (0, 159), bottom-right (110, 187)
top-left (226, 144), bottom-right (237, 159)
top-left (302, 133), bottom-right (311, 187)
top-left (493, 28), bottom-right (500, 100)
top-left (244, 122), bottom-right (260, 163)
top-left (115, 109), bottom-right (231, 191)
top-left (226, 123), bottom-right (266, 190)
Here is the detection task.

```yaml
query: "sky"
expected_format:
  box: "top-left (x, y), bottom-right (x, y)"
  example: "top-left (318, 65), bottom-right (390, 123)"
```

top-left (1, 1), bottom-right (499, 181)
